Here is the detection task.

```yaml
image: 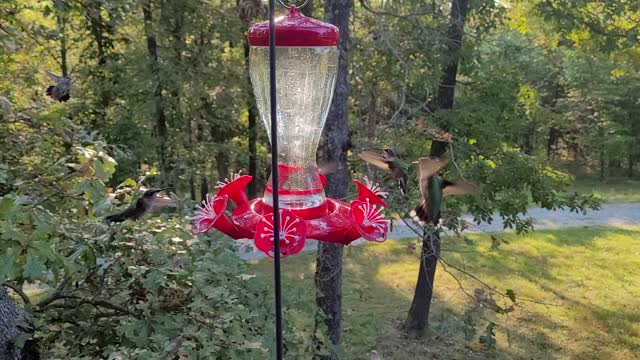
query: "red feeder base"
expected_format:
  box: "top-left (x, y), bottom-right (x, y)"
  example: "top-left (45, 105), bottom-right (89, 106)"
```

top-left (193, 174), bottom-right (389, 258)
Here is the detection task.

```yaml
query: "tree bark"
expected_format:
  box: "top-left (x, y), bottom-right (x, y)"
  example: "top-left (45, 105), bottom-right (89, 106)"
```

top-left (85, 1), bottom-right (116, 129)
top-left (547, 127), bottom-right (559, 159)
top-left (406, 0), bottom-right (469, 333)
top-left (301, 0), bottom-right (315, 17)
top-left (56, 11), bottom-right (68, 77)
top-left (167, 0), bottom-right (189, 197)
top-left (0, 286), bottom-right (39, 360)
top-left (243, 40), bottom-right (259, 199)
top-left (87, 1), bottom-right (106, 67)
top-left (142, 0), bottom-right (170, 187)
top-left (200, 176), bottom-right (209, 203)
top-left (313, 1), bottom-right (352, 359)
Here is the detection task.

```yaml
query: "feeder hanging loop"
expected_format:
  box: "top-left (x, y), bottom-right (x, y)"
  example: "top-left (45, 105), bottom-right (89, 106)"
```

top-left (277, 0), bottom-right (311, 9)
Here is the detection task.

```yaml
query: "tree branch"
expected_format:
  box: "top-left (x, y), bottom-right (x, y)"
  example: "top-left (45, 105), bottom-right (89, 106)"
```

top-left (2, 283), bottom-right (31, 305)
top-left (35, 278), bottom-right (69, 309)
top-left (358, 0), bottom-right (444, 20)
top-left (435, 253), bottom-right (560, 307)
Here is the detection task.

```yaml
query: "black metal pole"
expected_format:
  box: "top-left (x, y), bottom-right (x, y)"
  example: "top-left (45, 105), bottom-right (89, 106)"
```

top-left (268, 0), bottom-right (283, 359)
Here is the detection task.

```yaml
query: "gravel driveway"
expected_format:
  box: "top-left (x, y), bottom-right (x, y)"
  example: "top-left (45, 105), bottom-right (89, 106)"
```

top-left (237, 202), bottom-right (640, 260)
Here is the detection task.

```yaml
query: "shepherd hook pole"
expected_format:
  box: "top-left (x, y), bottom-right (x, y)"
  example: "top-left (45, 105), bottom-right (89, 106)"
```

top-left (268, 0), bottom-right (283, 359)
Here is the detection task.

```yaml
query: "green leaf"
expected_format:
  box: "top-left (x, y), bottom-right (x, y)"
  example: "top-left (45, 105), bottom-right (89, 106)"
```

top-left (94, 153), bottom-right (117, 182)
top-left (118, 178), bottom-right (137, 188)
top-left (0, 247), bottom-right (19, 280)
top-left (0, 196), bottom-right (15, 216)
top-left (479, 322), bottom-right (497, 349)
top-left (0, 163), bottom-right (9, 184)
top-left (13, 333), bottom-right (32, 348)
top-left (22, 252), bottom-right (47, 280)
top-left (42, 5), bottom-right (52, 18)
top-left (72, 178), bottom-right (107, 205)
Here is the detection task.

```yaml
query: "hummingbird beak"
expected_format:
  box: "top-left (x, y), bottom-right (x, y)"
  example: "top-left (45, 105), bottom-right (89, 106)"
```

top-left (146, 188), bottom-right (170, 196)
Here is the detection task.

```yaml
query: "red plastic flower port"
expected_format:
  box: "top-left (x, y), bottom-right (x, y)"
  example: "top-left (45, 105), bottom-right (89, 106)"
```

top-left (215, 173), bottom-right (253, 207)
top-left (354, 178), bottom-right (387, 207)
top-left (192, 194), bottom-right (229, 234)
top-left (254, 209), bottom-right (307, 258)
top-left (349, 200), bottom-right (388, 242)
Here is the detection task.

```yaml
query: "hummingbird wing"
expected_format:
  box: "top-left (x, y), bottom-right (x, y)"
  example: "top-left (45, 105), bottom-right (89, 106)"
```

top-left (146, 196), bottom-right (177, 213)
top-left (104, 203), bottom-right (141, 223)
top-left (413, 157), bottom-right (449, 199)
top-left (318, 161), bottom-right (338, 175)
top-left (45, 70), bottom-right (62, 82)
top-left (358, 151), bottom-right (391, 172)
top-left (442, 181), bottom-right (480, 197)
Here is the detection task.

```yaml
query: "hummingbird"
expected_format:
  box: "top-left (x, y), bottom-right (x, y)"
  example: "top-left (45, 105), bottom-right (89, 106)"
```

top-left (411, 157), bottom-right (479, 225)
top-left (44, 70), bottom-right (72, 102)
top-left (104, 188), bottom-right (176, 223)
top-left (358, 148), bottom-right (409, 195)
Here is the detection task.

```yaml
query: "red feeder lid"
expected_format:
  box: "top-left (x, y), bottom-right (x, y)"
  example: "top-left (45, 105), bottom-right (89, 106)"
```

top-left (247, 6), bottom-right (339, 47)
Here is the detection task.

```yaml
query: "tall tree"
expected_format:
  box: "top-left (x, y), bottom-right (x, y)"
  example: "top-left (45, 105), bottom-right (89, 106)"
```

top-left (406, 0), bottom-right (470, 332)
top-left (142, 0), bottom-right (170, 187)
top-left (237, 0), bottom-right (264, 198)
top-left (314, 0), bottom-right (352, 358)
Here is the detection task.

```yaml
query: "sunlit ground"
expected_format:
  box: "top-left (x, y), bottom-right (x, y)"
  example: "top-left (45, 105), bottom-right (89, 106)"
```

top-left (251, 227), bottom-right (640, 359)
top-left (568, 177), bottom-right (640, 203)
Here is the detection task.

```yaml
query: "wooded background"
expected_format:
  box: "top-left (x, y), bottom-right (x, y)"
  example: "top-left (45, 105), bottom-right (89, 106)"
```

top-left (0, 0), bottom-right (638, 358)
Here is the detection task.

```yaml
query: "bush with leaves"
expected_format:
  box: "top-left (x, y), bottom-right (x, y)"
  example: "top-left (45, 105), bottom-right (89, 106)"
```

top-left (0, 114), bottom-right (313, 358)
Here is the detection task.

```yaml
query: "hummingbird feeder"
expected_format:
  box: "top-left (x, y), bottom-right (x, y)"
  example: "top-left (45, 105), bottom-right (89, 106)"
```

top-left (193, 5), bottom-right (389, 258)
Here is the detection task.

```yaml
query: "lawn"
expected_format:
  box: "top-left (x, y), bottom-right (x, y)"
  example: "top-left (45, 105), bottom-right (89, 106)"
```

top-left (250, 227), bottom-right (640, 359)
top-left (568, 177), bottom-right (640, 203)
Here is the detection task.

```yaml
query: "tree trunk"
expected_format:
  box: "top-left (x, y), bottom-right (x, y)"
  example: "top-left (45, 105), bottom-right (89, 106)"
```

top-left (600, 147), bottom-right (605, 182)
top-left (167, 0), bottom-right (189, 197)
top-left (200, 176), bottom-right (209, 202)
top-left (142, 0), bottom-right (170, 187)
top-left (313, 1), bottom-right (352, 359)
top-left (86, 1), bottom-right (116, 129)
top-left (405, 232), bottom-right (441, 332)
top-left (0, 286), bottom-right (39, 360)
top-left (406, 0), bottom-right (469, 333)
top-left (215, 151), bottom-right (230, 183)
top-left (301, 0), bottom-right (315, 17)
top-left (243, 40), bottom-right (259, 199)
top-left (56, 11), bottom-right (68, 77)
top-left (547, 127), bottom-right (559, 159)
top-left (88, 3), bottom-right (106, 67)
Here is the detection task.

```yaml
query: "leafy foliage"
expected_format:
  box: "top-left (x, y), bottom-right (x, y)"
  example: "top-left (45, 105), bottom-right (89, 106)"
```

top-left (478, 321), bottom-right (497, 349)
top-left (0, 97), bottom-right (309, 357)
top-left (1, 0), bottom-right (638, 357)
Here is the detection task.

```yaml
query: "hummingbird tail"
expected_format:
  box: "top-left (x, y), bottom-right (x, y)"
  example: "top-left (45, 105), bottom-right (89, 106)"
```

top-left (398, 178), bottom-right (407, 196)
top-left (411, 200), bottom-right (430, 225)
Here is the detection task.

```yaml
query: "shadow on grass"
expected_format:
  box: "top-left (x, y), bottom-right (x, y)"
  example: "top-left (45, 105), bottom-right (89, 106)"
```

top-left (250, 226), bottom-right (640, 359)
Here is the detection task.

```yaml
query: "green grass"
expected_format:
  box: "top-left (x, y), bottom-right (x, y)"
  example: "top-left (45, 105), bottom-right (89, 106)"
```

top-left (568, 177), bottom-right (640, 203)
top-left (250, 227), bottom-right (640, 359)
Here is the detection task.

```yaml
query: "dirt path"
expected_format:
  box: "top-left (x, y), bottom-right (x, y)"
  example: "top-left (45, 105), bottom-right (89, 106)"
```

top-left (238, 202), bottom-right (640, 259)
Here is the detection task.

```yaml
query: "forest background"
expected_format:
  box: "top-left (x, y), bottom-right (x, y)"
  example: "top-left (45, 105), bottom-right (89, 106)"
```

top-left (1, 0), bottom-right (639, 359)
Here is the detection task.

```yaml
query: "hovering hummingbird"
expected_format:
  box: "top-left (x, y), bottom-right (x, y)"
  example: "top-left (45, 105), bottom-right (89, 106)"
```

top-left (411, 157), bottom-right (479, 225)
top-left (358, 148), bottom-right (409, 195)
top-left (44, 70), bottom-right (72, 102)
top-left (104, 188), bottom-right (176, 223)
